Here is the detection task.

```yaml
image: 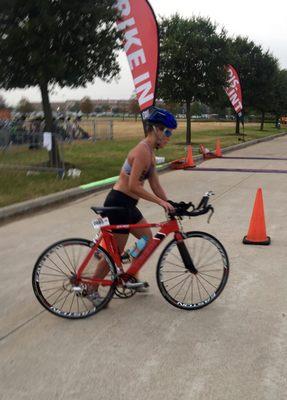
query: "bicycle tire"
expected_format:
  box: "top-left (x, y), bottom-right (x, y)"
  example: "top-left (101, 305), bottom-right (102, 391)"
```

top-left (32, 238), bottom-right (116, 319)
top-left (156, 231), bottom-right (229, 310)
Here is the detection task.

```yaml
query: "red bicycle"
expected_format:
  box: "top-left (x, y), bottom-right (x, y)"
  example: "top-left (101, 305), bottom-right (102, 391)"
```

top-left (32, 191), bottom-right (229, 319)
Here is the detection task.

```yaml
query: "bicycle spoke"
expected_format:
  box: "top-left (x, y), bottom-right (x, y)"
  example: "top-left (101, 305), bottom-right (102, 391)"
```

top-left (182, 277), bottom-right (193, 303)
top-left (76, 295), bottom-right (80, 314)
top-left (68, 293), bottom-right (76, 314)
top-left (63, 246), bottom-right (77, 273)
top-left (55, 251), bottom-right (75, 275)
top-left (59, 291), bottom-right (71, 310)
top-left (162, 260), bottom-right (186, 269)
top-left (196, 273), bottom-right (218, 290)
top-left (168, 275), bottom-right (190, 292)
top-left (197, 257), bottom-right (222, 271)
top-left (161, 271), bottom-right (188, 284)
top-left (195, 275), bottom-right (212, 298)
top-left (194, 246), bottom-right (214, 268)
top-left (168, 249), bottom-right (186, 265)
top-left (41, 286), bottom-right (63, 292)
top-left (50, 289), bottom-right (67, 307)
top-left (196, 268), bottom-right (223, 273)
top-left (194, 237), bottom-right (205, 266)
top-left (160, 270), bottom-right (187, 274)
top-left (41, 263), bottom-right (71, 278)
top-left (45, 287), bottom-right (63, 300)
top-left (38, 272), bottom-right (68, 278)
top-left (198, 271), bottom-right (222, 280)
top-left (40, 278), bottom-right (69, 283)
top-left (46, 255), bottom-right (74, 276)
top-left (174, 275), bottom-right (190, 299)
top-left (195, 276), bottom-right (203, 302)
top-left (190, 275), bottom-right (194, 304)
top-left (79, 296), bottom-right (91, 312)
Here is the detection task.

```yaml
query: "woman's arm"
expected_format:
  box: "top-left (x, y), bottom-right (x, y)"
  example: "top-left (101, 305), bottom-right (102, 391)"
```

top-left (128, 151), bottom-right (162, 205)
top-left (128, 150), bottom-right (174, 213)
top-left (148, 169), bottom-right (168, 201)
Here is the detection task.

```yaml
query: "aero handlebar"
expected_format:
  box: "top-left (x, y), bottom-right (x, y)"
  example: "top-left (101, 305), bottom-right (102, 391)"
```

top-left (168, 191), bottom-right (215, 222)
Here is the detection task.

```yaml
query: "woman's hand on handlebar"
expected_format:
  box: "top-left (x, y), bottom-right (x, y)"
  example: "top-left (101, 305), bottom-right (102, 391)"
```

top-left (159, 199), bottom-right (175, 214)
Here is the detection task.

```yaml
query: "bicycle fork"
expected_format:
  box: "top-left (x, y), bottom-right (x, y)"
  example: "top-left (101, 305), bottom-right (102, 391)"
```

top-left (175, 233), bottom-right (198, 274)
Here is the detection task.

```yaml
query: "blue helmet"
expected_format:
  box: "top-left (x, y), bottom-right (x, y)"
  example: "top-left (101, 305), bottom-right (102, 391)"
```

top-left (147, 107), bottom-right (177, 129)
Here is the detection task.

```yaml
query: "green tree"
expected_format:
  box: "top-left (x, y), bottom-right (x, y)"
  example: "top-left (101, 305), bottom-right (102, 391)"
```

top-left (16, 97), bottom-right (34, 113)
top-left (251, 51), bottom-right (279, 130)
top-left (101, 103), bottom-right (111, 112)
top-left (158, 14), bottom-right (229, 144)
top-left (271, 69), bottom-right (287, 126)
top-left (190, 101), bottom-right (208, 116)
top-left (229, 36), bottom-right (279, 131)
top-left (0, 0), bottom-right (121, 166)
top-left (163, 102), bottom-right (181, 116)
top-left (80, 97), bottom-right (93, 115)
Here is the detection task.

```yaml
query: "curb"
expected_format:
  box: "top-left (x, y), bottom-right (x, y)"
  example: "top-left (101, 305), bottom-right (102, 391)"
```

top-left (1, 131), bottom-right (286, 225)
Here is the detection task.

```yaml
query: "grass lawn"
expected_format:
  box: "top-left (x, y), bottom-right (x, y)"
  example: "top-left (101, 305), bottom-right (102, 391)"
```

top-left (0, 122), bottom-right (285, 207)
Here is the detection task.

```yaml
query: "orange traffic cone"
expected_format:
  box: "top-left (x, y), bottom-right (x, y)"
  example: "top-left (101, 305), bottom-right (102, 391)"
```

top-left (170, 157), bottom-right (185, 170)
top-left (184, 145), bottom-right (196, 168)
top-left (243, 188), bottom-right (271, 245)
top-left (200, 144), bottom-right (215, 159)
top-left (215, 138), bottom-right (222, 157)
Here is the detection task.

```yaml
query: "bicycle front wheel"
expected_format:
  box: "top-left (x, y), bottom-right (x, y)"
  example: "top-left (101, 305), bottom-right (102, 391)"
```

top-left (32, 238), bottom-right (116, 319)
top-left (156, 231), bottom-right (229, 310)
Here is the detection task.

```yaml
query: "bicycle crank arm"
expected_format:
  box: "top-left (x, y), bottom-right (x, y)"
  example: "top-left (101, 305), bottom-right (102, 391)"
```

top-left (176, 241), bottom-right (198, 274)
top-left (124, 281), bottom-right (149, 289)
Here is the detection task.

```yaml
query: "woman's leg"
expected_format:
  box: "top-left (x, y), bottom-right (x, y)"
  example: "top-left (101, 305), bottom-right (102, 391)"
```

top-left (92, 233), bottom-right (129, 282)
top-left (130, 218), bottom-right (153, 282)
top-left (130, 218), bottom-right (153, 241)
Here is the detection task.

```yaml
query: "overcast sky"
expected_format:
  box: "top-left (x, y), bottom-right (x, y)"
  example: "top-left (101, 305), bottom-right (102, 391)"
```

top-left (2, 0), bottom-right (287, 106)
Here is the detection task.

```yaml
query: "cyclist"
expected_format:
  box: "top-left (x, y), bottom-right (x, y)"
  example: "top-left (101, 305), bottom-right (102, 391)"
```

top-left (89, 107), bottom-right (177, 304)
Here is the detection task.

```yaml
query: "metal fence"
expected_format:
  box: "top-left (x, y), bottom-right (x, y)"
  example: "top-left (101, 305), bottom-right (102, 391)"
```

top-left (0, 118), bottom-right (114, 177)
top-left (78, 119), bottom-right (113, 141)
top-left (0, 128), bottom-right (65, 176)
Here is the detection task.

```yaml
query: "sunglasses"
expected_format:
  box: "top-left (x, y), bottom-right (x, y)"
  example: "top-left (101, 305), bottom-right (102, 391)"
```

top-left (163, 128), bottom-right (172, 138)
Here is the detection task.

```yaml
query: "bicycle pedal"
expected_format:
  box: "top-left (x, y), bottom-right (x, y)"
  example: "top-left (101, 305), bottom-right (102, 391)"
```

top-left (124, 281), bottom-right (148, 289)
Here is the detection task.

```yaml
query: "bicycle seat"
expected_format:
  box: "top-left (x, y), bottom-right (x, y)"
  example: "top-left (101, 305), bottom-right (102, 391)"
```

top-left (91, 206), bottom-right (126, 215)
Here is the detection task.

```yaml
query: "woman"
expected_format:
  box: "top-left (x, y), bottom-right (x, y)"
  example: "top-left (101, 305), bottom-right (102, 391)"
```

top-left (89, 107), bottom-right (177, 303)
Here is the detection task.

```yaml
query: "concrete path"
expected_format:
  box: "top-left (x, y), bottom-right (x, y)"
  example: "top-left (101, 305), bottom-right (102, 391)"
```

top-left (1, 136), bottom-right (287, 400)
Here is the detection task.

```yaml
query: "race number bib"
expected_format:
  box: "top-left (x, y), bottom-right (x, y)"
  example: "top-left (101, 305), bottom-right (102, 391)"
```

top-left (92, 217), bottom-right (110, 230)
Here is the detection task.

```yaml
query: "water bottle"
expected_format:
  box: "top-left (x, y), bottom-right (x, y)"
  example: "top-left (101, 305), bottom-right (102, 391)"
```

top-left (128, 235), bottom-right (148, 259)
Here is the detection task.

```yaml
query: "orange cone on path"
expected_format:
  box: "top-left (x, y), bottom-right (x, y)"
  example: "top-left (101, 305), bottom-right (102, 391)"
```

top-left (184, 145), bottom-right (196, 168)
top-left (243, 188), bottom-right (271, 245)
top-left (215, 138), bottom-right (222, 157)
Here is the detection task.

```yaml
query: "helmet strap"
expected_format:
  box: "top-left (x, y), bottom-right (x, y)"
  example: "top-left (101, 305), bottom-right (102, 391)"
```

top-left (153, 126), bottom-right (162, 149)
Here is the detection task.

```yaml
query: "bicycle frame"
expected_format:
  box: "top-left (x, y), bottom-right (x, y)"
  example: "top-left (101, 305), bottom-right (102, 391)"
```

top-left (76, 218), bottom-right (182, 284)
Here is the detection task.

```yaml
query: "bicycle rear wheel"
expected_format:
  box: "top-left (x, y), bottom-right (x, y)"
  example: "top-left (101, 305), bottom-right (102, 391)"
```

top-left (32, 238), bottom-right (116, 319)
top-left (156, 231), bottom-right (229, 310)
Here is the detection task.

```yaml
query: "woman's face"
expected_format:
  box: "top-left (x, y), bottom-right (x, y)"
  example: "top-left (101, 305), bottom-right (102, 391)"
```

top-left (155, 126), bottom-right (173, 148)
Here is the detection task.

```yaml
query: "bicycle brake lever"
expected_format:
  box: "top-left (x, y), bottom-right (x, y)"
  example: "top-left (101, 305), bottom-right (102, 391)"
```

top-left (207, 206), bottom-right (214, 224)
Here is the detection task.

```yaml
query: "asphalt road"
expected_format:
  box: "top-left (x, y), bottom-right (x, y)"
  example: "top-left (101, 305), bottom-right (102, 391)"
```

top-left (1, 136), bottom-right (287, 400)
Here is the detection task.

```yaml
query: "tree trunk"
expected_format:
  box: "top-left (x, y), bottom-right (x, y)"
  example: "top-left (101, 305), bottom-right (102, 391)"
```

top-left (260, 111), bottom-right (265, 131)
top-left (235, 114), bottom-right (240, 134)
top-left (39, 81), bottom-right (62, 168)
top-left (186, 101), bottom-right (191, 145)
